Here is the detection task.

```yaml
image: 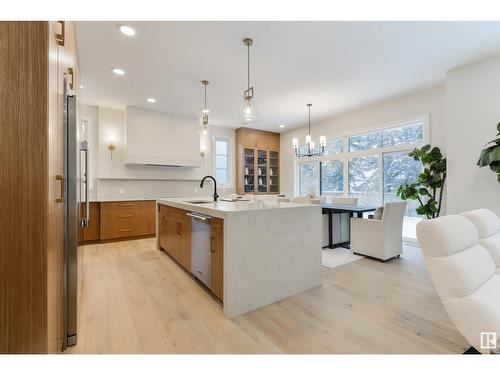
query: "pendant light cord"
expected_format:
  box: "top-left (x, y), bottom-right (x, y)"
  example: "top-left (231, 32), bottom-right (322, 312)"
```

top-left (247, 43), bottom-right (250, 91)
top-left (308, 105), bottom-right (311, 135)
top-left (204, 83), bottom-right (207, 109)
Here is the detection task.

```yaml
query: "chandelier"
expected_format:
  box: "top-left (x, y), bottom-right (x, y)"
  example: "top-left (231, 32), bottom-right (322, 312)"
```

top-left (293, 104), bottom-right (326, 158)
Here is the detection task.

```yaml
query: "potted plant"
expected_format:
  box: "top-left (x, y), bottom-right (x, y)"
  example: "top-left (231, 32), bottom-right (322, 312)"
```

top-left (477, 122), bottom-right (500, 183)
top-left (397, 145), bottom-right (446, 219)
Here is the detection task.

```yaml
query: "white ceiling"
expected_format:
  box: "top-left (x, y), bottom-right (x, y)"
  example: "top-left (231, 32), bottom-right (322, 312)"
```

top-left (76, 21), bottom-right (500, 132)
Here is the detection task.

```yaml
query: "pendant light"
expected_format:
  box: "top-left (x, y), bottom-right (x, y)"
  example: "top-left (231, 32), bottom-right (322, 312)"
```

top-left (293, 104), bottom-right (326, 158)
top-left (200, 80), bottom-right (210, 156)
top-left (238, 38), bottom-right (262, 124)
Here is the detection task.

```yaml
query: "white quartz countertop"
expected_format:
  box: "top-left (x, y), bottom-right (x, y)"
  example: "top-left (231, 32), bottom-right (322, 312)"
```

top-left (156, 197), bottom-right (316, 218)
top-left (91, 198), bottom-right (157, 202)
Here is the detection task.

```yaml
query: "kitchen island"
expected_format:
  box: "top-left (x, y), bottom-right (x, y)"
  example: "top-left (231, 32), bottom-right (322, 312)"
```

top-left (156, 198), bottom-right (322, 318)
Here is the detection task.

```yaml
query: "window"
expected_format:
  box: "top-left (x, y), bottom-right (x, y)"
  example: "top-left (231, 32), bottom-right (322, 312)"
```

top-left (325, 138), bottom-right (344, 155)
top-left (383, 151), bottom-right (423, 238)
top-left (348, 156), bottom-right (380, 206)
top-left (321, 160), bottom-right (343, 195)
top-left (215, 138), bottom-right (229, 185)
top-left (381, 121), bottom-right (424, 148)
top-left (349, 130), bottom-right (381, 152)
top-left (299, 162), bottom-right (319, 196)
top-left (296, 118), bottom-right (426, 239)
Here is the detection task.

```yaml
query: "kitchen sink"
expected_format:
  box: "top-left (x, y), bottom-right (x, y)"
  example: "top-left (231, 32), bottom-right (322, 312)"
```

top-left (184, 200), bottom-right (213, 204)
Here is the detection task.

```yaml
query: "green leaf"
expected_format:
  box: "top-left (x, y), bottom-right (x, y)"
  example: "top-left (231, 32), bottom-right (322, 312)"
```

top-left (419, 188), bottom-right (432, 198)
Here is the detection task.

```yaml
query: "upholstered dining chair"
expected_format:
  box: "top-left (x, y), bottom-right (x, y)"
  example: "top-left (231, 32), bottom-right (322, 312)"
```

top-left (350, 201), bottom-right (407, 261)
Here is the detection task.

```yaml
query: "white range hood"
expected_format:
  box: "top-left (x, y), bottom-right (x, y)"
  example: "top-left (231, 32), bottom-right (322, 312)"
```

top-left (124, 106), bottom-right (202, 168)
top-left (125, 153), bottom-right (201, 168)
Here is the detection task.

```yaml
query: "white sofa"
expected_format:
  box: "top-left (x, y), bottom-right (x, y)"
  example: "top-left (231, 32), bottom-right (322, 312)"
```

top-left (461, 209), bottom-right (500, 275)
top-left (416, 211), bottom-right (500, 353)
top-left (350, 202), bottom-right (406, 261)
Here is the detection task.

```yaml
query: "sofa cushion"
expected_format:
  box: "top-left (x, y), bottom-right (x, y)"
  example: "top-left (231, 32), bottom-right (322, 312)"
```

top-left (461, 209), bottom-right (500, 239)
top-left (425, 244), bottom-right (496, 299)
top-left (417, 215), bottom-right (478, 257)
top-left (479, 230), bottom-right (500, 267)
top-left (444, 274), bottom-right (500, 351)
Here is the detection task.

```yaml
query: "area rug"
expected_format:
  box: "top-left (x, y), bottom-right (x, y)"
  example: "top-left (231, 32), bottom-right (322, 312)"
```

top-left (322, 248), bottom-right (364, 268)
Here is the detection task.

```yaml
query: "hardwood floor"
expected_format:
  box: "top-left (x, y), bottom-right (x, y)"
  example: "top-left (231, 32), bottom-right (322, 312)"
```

top-left (66, 239), bottom-right (468, 354)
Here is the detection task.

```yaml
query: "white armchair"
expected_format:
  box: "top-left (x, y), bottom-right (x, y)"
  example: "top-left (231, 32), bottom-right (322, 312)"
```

top-left (350, 202), bottom-right (407, 261)
top-left (417, 213), bottom-right (500, 353)
top-left (461, 209), bottom-right (500, 275)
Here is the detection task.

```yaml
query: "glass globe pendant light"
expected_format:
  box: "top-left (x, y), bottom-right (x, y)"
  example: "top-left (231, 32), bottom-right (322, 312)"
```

top-left (238, 38), bottom-right (262, 124)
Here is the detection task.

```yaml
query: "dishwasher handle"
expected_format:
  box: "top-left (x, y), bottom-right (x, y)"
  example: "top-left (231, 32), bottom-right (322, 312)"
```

top-left (186, 212), bottom-right (211, 222)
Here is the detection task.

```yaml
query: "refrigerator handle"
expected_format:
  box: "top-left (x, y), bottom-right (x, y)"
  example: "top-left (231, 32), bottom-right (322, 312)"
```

top-left (80, 141), bottom-right (90, 228)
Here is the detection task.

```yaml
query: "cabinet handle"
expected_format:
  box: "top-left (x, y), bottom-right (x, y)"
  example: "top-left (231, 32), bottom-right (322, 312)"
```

top-left (119, 214), bottom-right (132, 218)
top-left (56, 175), bottom-right (64, 203)
top-left (67, 67), bottom-right (74, 90)
top-left (211, 236), bottom-right (215, 253)
top-left (56, 21), bottom-right (65, 46)
top-left (119, 228), bottom-right (132, 232)
top-left (119, 203), bottom-right (132, 207)
top-left (177, 223), bottom-right (182, 235)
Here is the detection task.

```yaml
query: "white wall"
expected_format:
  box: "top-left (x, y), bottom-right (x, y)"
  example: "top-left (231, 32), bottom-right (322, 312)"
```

top-left (80, 105), bottom-right (235, 200)
top-left (445, 56), bottom-right (500, 215)
top-left (280, 85), bottom-right (447, 200)
top-left (79, 105), bottom-right (99, 200)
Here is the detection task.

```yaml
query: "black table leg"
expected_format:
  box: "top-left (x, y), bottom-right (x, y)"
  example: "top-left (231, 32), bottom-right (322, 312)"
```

top-left (328, 210), bottom-right (334, 249)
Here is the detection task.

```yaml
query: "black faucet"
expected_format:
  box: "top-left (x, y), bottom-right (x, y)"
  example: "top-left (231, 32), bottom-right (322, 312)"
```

top-left (200, 175), bottom-right (219, 202)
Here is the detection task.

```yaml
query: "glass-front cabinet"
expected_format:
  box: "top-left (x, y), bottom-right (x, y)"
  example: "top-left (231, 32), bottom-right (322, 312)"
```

top-left (269, 151), bottom-right (279, 193)
top-left (243, 148), bottom-right (255, 193)
top-left (257, 150), bottom-right (267, 192)
top-left (236, 128), bottom-right (280, 195)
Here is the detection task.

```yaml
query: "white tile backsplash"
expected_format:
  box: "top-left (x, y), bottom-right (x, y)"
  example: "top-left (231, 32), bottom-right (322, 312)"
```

top-left (96, 179), bottom-right (234, 201)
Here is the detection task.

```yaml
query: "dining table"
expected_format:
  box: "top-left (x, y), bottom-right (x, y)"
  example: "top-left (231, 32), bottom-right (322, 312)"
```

top-left (321, 203), bottom-right (377, 249)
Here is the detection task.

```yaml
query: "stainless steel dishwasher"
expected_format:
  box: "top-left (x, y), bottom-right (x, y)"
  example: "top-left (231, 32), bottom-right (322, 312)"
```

top-left (187, 212), bottom-right (212, 288)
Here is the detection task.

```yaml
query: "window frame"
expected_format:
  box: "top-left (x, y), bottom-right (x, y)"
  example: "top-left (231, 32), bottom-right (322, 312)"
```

top-left (295, 115), bottom-right (430, 200)
top-left (213, 137), bottom-right (231, 187)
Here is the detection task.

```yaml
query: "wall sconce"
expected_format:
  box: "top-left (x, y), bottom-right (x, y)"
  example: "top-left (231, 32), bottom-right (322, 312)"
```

top-left (108, 141), bottom-right (116, 160)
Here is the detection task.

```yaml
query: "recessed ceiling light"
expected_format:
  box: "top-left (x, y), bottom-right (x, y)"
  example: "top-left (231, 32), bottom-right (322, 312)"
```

top-left (146, 98), bottom-right (156, 103)
top-left (119, 25), bottom-right (135, 36)
top-left (112, 68), bottom-right (125, 75)
top-left (279, 124), bottom-right (286, 128)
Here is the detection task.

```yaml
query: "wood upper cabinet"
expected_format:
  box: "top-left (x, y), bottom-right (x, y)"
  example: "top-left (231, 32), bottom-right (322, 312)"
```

top-left (211, 218), bottom-right (224, 302)
top-left (236, 128), bottom-right (280, 195)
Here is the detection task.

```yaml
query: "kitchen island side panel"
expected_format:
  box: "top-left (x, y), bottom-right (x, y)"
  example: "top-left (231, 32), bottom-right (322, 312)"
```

top-left (223, 205), bottom-right (322, 318)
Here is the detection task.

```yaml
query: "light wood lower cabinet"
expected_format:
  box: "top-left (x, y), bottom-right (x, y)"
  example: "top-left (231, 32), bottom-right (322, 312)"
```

top-left (159, 205), bottom-right (191, 270)
top-left (99, 200), bottom-right (156, 241)
top-left (80, 202), bottom-right (100, 243)
top-left (158, 205), bottom-right (224, 303)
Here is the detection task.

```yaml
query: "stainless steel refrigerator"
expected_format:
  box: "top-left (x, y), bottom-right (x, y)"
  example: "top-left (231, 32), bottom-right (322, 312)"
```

top-left (62, 77), bottom-right (89, 350)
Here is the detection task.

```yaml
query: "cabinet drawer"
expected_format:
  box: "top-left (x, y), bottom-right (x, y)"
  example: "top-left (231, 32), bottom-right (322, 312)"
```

top-left (100, 200), bottom-right (150, 240)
